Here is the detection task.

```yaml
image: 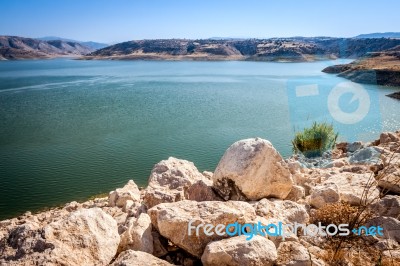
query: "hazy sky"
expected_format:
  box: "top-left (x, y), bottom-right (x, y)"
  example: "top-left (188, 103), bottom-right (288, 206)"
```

top-left (1, 0), bottom-right (399, 43)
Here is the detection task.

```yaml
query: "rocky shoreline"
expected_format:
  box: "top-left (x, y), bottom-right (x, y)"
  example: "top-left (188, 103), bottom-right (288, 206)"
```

top-left (1, 131), bottom-right (400, 265)
top-left (322, 48), bottom-right (400, 88)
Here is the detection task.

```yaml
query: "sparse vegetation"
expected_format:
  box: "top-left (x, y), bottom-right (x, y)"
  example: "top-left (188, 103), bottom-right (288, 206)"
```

top-left (292, 122), bottom-right (338, 158)
top-left (313, 150), bottom-right (400, 266)
top-left (310, 202), bottom-right (360, 226)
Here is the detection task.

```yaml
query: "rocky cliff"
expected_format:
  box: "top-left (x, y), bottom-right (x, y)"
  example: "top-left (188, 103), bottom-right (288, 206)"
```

top-left (322, 46), bottom-right (400, 87)
top-left (84, 38), bottom-right (400, 62)
top-left (0, 36), bottom-right (94, 60)
top-left (1, 131), bottom-right (400, 265)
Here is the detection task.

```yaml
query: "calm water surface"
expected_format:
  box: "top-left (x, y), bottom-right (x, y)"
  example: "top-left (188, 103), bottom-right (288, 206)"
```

top-left (0, 59), bottom-right (399, 219)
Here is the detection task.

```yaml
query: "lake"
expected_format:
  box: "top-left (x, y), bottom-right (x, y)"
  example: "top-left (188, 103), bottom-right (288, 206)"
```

top-left (0, 59), bottom-right (399, 219)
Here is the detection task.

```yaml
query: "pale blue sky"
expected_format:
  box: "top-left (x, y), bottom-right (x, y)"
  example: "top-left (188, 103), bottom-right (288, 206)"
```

top-left (0, 0), bottom-right (399, 43)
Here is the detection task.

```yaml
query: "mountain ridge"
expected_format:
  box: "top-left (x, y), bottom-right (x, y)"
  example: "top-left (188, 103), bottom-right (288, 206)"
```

top-left (0, 36), bottom-right (94, 60)
top-left (3, 35), bottom-right (400, 62)
top-left (355, 32), bottom-right (400, 39)
top-left (36, 36), bottom-right (109, 50)
top-left (84, 37), bottom-right (400, 62)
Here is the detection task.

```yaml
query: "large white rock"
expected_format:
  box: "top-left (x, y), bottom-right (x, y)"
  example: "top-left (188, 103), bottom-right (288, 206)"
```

top-left (111, 250), bottom-right (173, 266)
top-left (118, 213), bottom-right (153, 254)
top-left (42, 208), bottom-right (120, 265)
top-left (311, 173), bottom-right (380, 207)
top-left (148, 200), bottom-right (256, 258)
top-left (109, 180), bottom-right (141, 208)
top-left (201, 235), bottom-right (277, 266)
top-left (143, 157), bottom-right (208, 208)
top-left (254, 198), bottom-right (309, 224)
top-left (1, 208), bottom-right (120, 266)
top-left (213, 138), bottom-right (293, 200)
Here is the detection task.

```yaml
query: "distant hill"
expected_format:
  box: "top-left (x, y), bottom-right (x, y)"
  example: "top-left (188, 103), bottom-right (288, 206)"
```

top-left (355, 32), bottom-right (400, 39)
top-left (3, 36), bottom-right (400, 61)
top-left (37, 36), bottom-right (109, 50)
top-left (0, 36), bottom-right (94, 60)
top-left (85, 38), bottom-right (400, 62)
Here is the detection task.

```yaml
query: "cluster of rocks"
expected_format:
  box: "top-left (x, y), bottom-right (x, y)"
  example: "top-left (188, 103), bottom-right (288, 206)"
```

top-left (291, 140), bottom-right (382, 168)
top-left (1, 131), bottom-right (400, 265)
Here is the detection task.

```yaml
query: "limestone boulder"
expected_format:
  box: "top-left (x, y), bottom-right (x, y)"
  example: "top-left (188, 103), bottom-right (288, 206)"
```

top-left (377, 166), bottom-right (400, 194)
top-left (311, 173), bottom-right (380, 207)
top-left (371, 195), bottom-right (400, 219)
top-left (349, 147), bottom-right (382, 165)
top-left (184, 179), bottom-right (222, 201)
top-left (143, 157), bottom-right (208, 208)
top-left (254, 198), bottom-right (309, 224)
top-left (111, 250), bottom-right (173, 266)
top-left (285, 185), bottom-right (306, 202)
top-left (276, 241), bottom-right (311, 266)
top-left (201, 235), bottom-right (277, 266)
top-left (43, 208), bottom-right (120, 265)
top-left (1, 208), bottom-right (120, 266)
top-left (310, 183), bottom-right (340, 208)
top-left (213, 138), bottom-right (293, 200)
top-left (380, 132), bottom-right (400, 144)
top-left (109, 180), bottom-right (141, 208)
top-left (118, 213), bottom-right (153, 254)
top-left (148, 200), bottom-right (256, 258)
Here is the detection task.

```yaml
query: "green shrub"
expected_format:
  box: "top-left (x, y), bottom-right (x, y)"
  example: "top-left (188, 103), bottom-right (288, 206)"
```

top-left (292, 122), bottom-right (338, 158)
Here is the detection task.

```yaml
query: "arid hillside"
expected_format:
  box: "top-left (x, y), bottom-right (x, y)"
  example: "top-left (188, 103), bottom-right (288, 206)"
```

top-left (0, 36), bottom-right (94, 60)
top-left (84, 38), bottom-right (400, 62)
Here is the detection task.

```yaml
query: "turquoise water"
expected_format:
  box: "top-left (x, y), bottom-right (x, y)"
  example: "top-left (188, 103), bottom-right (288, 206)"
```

top-left (0, 59), bottom-right (399, 219)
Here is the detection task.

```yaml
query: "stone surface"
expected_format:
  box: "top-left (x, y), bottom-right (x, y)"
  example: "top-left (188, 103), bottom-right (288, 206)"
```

top-left (276, 241), bottom-right (311, 266)
top-left (1, 208), bottom-right (120, 266)
top-left (312, 173), bottom-right (380, 206)
top-left (371, 195), bottom-right (400, 219)
top-left (347, 141), bottom-right (363, 153)
top-left (285, 185), bottom-right (306, 201)
top-left (184, 179), bottom-right (222, 201)
top-left (366, 216), bottom-right (400, 243)
top-left (148, 200), bottom-right (256, 258)
top-left (213, 138), bottom-right (293, 200)
top-left (201, 235), bottom-right (277, 266)
top-left (349, 147), bottom-right (382, 165)
top-left (377, 166), bottom-right (400, 194)
top-left (109, 180), bottom-right (141, 208)
top-left (143, 157), bottom-right (207, 208)
top-left (310, 183), bottom-right (340, 208)
top-left (111, 250), bottom-right (173, 266)
top-left (119, 213), bottom-right (153, 254)
top-left (254, 198), bottom-right (309, 224)
top-left (151, 230), bottom-right (168, 257)
top-left (380, 132), bottom-right (400, 144)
